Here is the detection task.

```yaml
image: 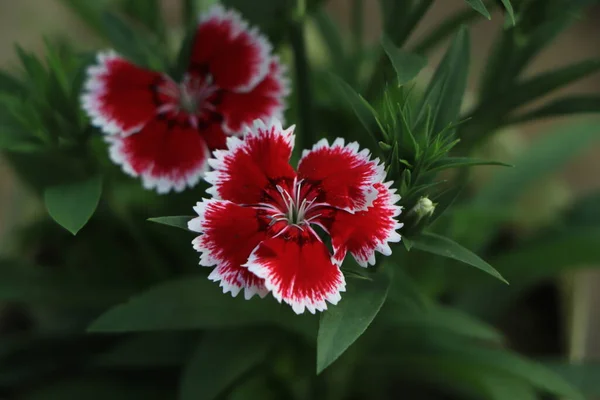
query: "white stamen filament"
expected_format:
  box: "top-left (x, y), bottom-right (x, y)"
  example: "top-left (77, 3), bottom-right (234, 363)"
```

top-left (270, 178), bottom-right (317, 226)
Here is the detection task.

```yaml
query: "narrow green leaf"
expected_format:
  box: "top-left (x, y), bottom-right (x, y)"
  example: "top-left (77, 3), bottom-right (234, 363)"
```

top-left (464, 0), bottom-right (491, 20)
top-left (428, 183), bottom-right (465, 224)
top-left (180, 330), bottom-right (271, 400)
top-left (381, 336), bottom-right (584, 400)
top-left (148, 216), bottom-right (194, 231)
top-left (479, 374), bottom-right (538, 400)
top-left (411, 7), bottom-right (481, 55)
top-left (381, 36), bottom-right (427, 85)
top-left (545, 362), bottom-right (600, 396)
top-left (411, 232), bottom-right (507, 283)
top-left (0, 126), bottom-right (45, 152)
top-left (386, 305), bottom-right (503, 343)
top-left (415, 26), bottom-right (470, 137)
top-left (330, 74), bottom-right (386, 147)
top-left (313, 9), bottom-right (347, 78)
top-left (44, 175), bottom-right (102, 235)
top-left (505, 59), bottom-right (600, 111)
top-left (507, 95), bottom-right (600, 124)
top-left (101, 12), bottom-right (163, 69)
top-left (88, 277), bottom-right (315, 334)
top-left (428, 157), bottom-right (511, 172)
top-left (58, 0), bottom-right (109, 38)
top-left (499, 0), bottom-right (515, 25)
top-left (457, 228), bottom-right (600, 318)
top-left (0, 71), bottom-right (25, 96)
top-left (121, 0), bottom-right (165, 40)
top-left (317, 268), bottom-right (391, 373)
top-left (475, 120), bottom-right (600, 206)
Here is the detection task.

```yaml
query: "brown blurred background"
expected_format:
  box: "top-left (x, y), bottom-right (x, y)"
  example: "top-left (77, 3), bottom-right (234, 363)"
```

top-left (0, 0), bottom-right (599, 358)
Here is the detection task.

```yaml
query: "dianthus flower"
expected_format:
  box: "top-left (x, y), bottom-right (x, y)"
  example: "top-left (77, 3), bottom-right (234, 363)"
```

top-left (188, 119), bottom-right (403, 314)
top-left (81, 5), bottom-right (288, 193)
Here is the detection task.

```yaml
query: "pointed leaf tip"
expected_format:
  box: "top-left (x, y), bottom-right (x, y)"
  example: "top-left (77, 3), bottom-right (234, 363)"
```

top-left (44, 175), bottom-right (102, 235)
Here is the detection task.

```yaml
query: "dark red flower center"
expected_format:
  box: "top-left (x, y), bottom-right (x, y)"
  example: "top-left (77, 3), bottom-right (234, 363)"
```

top-left (156, 73), bottom-right (222, 128)
top-left (255, 178), bottom-right (323, 228)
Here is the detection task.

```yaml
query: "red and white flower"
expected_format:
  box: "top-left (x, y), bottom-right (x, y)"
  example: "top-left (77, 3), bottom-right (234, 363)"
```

top-left (188, 119), bottom-right (403, 314)
top-left (81, 5), bottom-right (288, 193)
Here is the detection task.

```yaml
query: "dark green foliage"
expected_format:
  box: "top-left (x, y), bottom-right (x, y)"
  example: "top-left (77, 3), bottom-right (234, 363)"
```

top-left (1, 0), bottom-right (600, 399)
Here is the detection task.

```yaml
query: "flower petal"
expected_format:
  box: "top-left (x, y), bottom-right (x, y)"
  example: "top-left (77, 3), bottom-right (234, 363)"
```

top-left (190, 5), bottom-right (272, 92)
top-left (324, 182), bottom-right (403, 267)
top-left (205, 118), bottom-right (296, 204)
top-left (188, 199), bottom-right (269, 299)
top-left (244, 227), bottom-right (346, 314)
top-left (81, 51), bottom-right (170, 135)
top-left (106, 118), bottom-right (211, 193)
top-left (297, 138), bottom-right (385, 212)
top-left (220, 58), bottom-right (289, 134)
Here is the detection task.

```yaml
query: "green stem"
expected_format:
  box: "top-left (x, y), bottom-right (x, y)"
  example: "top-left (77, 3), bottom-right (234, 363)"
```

top-left (290, 4), bottom-right (314, 151)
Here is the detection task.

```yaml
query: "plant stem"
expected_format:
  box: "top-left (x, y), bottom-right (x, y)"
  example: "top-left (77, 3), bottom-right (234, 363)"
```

top-left (290, 2), bottom-right (314, 151)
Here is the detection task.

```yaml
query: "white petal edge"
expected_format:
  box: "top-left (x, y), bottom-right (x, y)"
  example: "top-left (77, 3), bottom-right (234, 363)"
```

top-left (204, 117), bottom-right (295, 199)
top-left (299, 137), bottom-right (387, 212)
top-left (351, 181), bottom-right (404, 268)
top-left (80, 50), bottom-right (149, 136)
top-left (243, 242), bottom-right (347, 314)
top-left (189, 198), bottom-right (269, 299)
top-left (198, 4), bottom-right (273, 93)
top-left (106, 135), bottom-right (209, 194)
top-left (221, 55), bottom-right (291, 136)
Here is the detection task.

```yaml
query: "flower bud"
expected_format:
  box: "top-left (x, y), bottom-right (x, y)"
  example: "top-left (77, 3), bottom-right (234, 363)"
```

top-left (412, 197), bottom-right (436, 218)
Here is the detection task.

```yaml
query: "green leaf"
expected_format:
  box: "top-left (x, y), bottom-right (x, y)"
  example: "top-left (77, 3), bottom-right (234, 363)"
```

top-left (464, 0), bottom-right (491, 20)
top-left (44, 175), bottom-right (103, 235)
top-left (88, 277), bottom-right (315, 334)
top-left (313, 9), bottom-right (347, 78)
top-left (381, 36), bottom-right (427, 85)
top-left (479, 374), bottom-right (538, 400)
top-left (121, 0), bottom-right (165, 40)
top-left (411, 7), bottom-right (482, 55)
top-left (457, 228), bottom-right (600, 318)
top-left (148, 216), bottom-right (194, 231)
top-left (428, 157), bottom-right (512, 172)
top-left (330, 74), bottom-right (386, 147)
top-left (385, 305), bottom-right (503, 343)
top-left (58, 0), bottom-right (109, 38)
top-left (0, 125), bottom-right (45, 152)
top-left (415, 26), bottom-right (470, 137)
top-left (0, 70), bottom-right (25, 96)
top-left (475, 120), bottom-right (600, 206)
top-left (180, 330), bottom-right (272, 400)
top-left (380, 335), bottom-right (584, 400)
top-left (499, 0), bottom-right (515, 25)
top-left (317, 268), bottom-right (391, 374)
top-left (545, 362), bottom-right (600, 396)
top-left (101, 12), bottom-right (163, 69)
top-left (507, 95), bottom-right (600, 124)
top-left (411, 232), bottom-right (507, 283)
top-left (505, 59), bottom-right (600, 111)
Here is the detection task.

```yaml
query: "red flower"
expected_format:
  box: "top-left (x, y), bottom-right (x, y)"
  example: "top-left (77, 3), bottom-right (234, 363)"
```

top-left (188, 119), bottom-right (403, 314)
top-left (81, 5), bottom-right (288, 193)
